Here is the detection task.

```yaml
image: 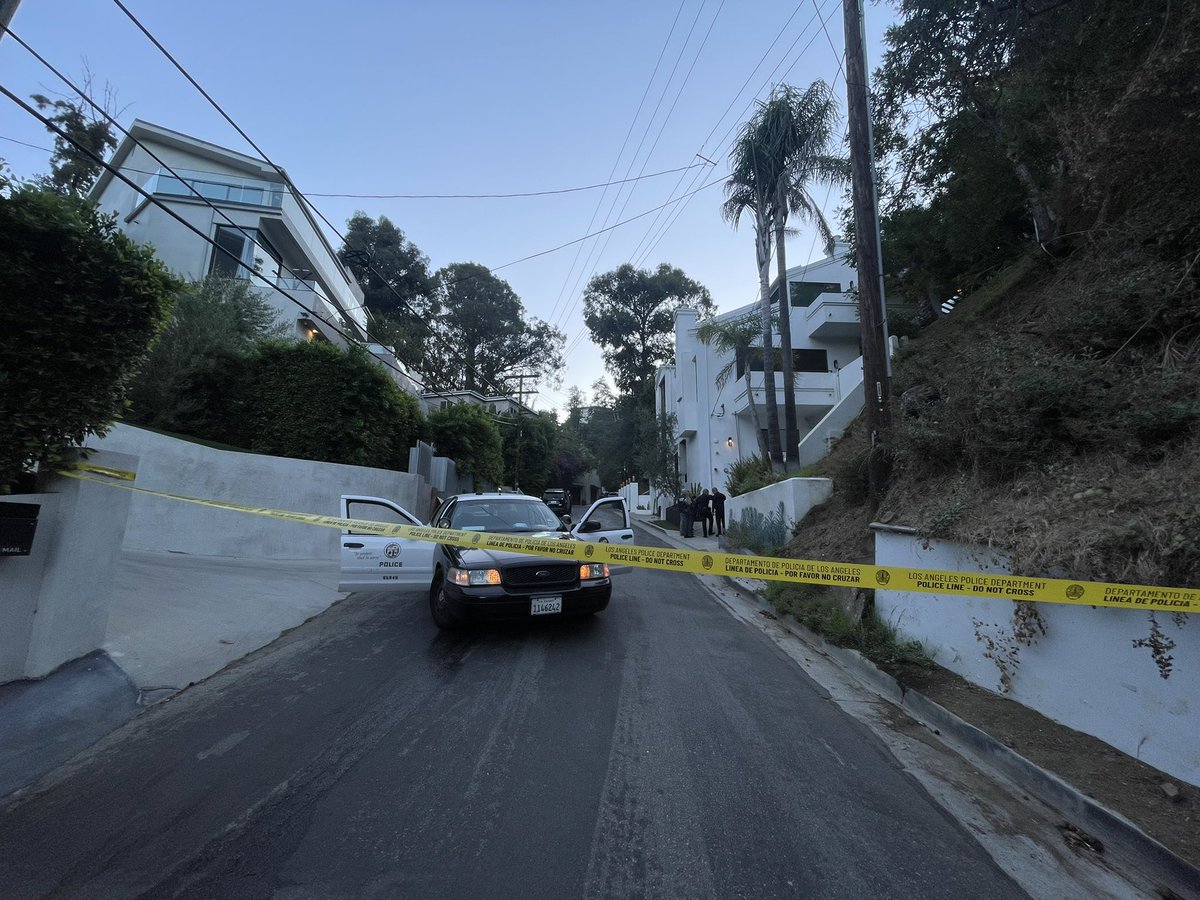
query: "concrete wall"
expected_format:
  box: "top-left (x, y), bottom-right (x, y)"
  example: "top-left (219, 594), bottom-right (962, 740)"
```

top-left (92, 425), bottom-right (432, 559)
top-left (874, 529), bottom-right (1200, 787)
top-left (726, 477), bottom-right (834, 530)
top-left (0, 450), bottom-right (138, 683)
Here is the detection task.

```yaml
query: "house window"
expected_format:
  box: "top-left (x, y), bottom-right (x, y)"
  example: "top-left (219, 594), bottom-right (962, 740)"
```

top-left (736, 348), bottom-right (829, 378)
top-left (789, 281), bottom-right (842, 308)
top-left (793, 348), bottom-right (827, 372)
top-left (208, 225), bottom-right (282, 282)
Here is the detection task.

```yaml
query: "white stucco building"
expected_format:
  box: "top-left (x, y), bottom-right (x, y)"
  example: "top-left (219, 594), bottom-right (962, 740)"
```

top-left (654, 243), bottom-right (870, 502)
top-left (89, 121), bottom-right (419, 395)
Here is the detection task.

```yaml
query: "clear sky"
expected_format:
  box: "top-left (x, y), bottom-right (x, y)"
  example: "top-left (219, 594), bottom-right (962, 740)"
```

top-left (0, 0), bottom-right (893, 415)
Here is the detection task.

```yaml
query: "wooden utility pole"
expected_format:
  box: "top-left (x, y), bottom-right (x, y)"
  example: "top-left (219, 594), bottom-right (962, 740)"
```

top-left (843, 0), bottom-right (893, 501)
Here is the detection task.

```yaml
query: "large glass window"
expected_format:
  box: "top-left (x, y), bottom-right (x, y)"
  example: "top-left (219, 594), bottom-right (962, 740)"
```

top-left (736, 348), bottom-right (830, 378)
top-left (345, 500), bottom-right (419, 535)
top-left (208, 225), bottom-right (282, 282)
top-left (152, 169), bottom-right (284, 208)
top-left (789, 281), bottom-right (842, 308)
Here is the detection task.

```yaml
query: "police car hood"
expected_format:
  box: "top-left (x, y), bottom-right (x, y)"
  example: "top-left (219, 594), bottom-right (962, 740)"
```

top-left (446, 531), bottom-right (579, 567)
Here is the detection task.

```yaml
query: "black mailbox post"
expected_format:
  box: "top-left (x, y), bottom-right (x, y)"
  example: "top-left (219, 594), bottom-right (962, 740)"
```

top-left (0, 502), bottom-right (40, 556)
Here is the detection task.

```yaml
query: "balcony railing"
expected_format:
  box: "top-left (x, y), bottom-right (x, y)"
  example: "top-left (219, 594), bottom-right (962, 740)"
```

top-left (804, 293), bottom-right (859, 339)
top-left (730, 371), bottom-right (838, 415)
top-left (148, 168), bottom-right (284, 209)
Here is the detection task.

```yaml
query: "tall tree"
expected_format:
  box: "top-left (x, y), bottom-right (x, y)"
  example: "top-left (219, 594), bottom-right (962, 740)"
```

top-left (875, 0), bottom-right (1067, 245)
top-left (550, 417), bottom-right (596, 492)
top-left (695, 312), bottom-right (774, 460)
top-left (758, 81), bottom-right (847, 468)
top-left (127, 275), bottom-right (287, 436)
top-left (582, 263), bottom-right (715, 394)
top-left (424, 262), bottom-right (564, 394)
top-left (723, 130), bottom-right (784, 469)
top-left (32, 81), bottom-right (118, 195)
top-left (337, 213), bottom-right (434, 367)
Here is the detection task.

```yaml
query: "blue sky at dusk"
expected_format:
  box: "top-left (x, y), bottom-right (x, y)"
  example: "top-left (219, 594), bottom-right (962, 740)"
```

top-left (0, 1), bottom-right (893, 413)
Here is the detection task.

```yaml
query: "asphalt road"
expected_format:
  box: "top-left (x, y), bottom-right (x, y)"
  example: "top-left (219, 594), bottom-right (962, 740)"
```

top-left (0, 533), bottom-right (1025, 899)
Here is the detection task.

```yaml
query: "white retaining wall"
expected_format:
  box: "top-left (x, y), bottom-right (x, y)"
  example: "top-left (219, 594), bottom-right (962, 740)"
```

top-left (726, 477), bottom-right (834, 530)
top-left (0, 450), bottom-right (138, 681)
top-left (874, 528), bottom-right (1199, 787)
top-left (92, 425), bottom-right (435, 559)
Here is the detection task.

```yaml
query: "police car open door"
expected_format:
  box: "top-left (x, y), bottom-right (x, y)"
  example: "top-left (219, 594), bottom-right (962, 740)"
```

top-left (338, 495), bottom-right (436, 593)
top-left (570, 496), bottom-right (634, 544)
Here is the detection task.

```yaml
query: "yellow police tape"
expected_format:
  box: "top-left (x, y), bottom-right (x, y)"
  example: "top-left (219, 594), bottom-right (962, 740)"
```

top-left (59, 464), bottom-right (1199, 614)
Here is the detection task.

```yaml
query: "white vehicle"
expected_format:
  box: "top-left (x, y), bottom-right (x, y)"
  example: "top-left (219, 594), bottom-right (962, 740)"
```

top-left (337, 493), bottom-right (633, 595)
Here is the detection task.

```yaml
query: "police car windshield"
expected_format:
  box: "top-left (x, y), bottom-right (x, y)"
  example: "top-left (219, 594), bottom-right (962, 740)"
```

top-left (449, 499), bottom-right (563, 533)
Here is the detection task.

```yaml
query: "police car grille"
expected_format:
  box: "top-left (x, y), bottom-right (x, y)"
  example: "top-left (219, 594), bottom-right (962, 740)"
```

top-left (504, 563), bottom-right (578, 587)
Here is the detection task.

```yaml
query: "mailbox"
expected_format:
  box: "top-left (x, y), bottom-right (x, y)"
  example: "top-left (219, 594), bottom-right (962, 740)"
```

top-left (0, 502), bottom-right (39, 556)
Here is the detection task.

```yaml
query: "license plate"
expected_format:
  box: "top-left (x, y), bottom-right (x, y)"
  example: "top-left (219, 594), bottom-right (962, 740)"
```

top-left (531, 595), bottom-right (562, 615)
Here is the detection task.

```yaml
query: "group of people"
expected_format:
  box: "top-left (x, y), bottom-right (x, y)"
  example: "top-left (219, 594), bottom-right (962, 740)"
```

top-left (677, 487), bottom-right (726, 539)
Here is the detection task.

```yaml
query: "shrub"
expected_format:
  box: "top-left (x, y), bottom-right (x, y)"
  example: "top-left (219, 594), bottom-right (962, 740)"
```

top-left (888, 308), bottom-right (922, 340)
top-left (0, 183), bottom-right (179, 492)
top-left (243, 341), bottom-right (424, 470)
top-left (726, 502), bottom-right (790, 555)
top-left (724, 455), bottom-right (787, 497)
top-left (428, 402), bottom-right (504, 485)
top-left (127, 275), bottom-right (287, 436)
top-left (764, 583), bottom-right (934, 669)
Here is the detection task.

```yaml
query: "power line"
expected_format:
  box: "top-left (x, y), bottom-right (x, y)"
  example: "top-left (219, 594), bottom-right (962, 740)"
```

top-left (12, 11), bottom-right (726, 411)
top-left (0, 133), bottom-right (705, 200)
top-left (0, 84), bottom-right (429, 389)
top-left (305, 162), bottom-right (708, 200)
top-left (561, 0), bottom-right (840, 359)
top-left (0, 29), bottom-right (492, 410)
top-left (812, 0), bottom-right (846, 82)
top-left (632, 0), bottom-right (841, 269)
top-left (549, 0), bottom-right (716, 331)
top-left (108, 0), bottom-right (738, 409)
top-left (104, 0), bottom-right (596, 405)
top-left (0, 132), bottom-right (49, 152)
top-left (551, 0), bottom-right (725, 342)
top-left (544, 0), bottom-right (688, 328)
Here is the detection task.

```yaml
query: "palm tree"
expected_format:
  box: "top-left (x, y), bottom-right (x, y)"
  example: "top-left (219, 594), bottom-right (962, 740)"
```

top-left (757, 81), bottom-right (848, 469)
top-left (723, 127), bottom-right (784, 469)
top-left (696, 312), bottom-right (775, 461)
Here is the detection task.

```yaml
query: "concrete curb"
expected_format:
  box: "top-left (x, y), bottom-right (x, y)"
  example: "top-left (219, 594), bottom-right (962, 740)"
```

top-left (714, 570), bottom-right (1200, 899)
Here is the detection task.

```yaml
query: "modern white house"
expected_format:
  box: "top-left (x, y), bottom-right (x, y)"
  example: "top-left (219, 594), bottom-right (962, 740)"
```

top-left (654, 242), bottom-right (870, 506)
top-left (89, 121), bottom-right (420, 396)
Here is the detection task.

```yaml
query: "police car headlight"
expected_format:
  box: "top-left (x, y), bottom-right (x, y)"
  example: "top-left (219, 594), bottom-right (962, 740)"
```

top-left (450, 567), bottom-right (502, 586)
top-left (579, 563), bottom-right (609, 581)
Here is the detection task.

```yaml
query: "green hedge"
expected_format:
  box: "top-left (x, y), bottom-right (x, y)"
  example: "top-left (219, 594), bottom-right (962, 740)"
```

top-left (0, 184), bottom-right (178, 492)
top-left (243, 341), bottom-right (425, 470)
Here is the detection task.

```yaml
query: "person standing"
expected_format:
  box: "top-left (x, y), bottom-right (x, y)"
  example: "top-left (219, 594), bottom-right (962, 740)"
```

top-left (693, 489), bottom-right (712, 538)
top-left (711, 487), bottom-right (726, 537)
top-left (678, 493), bottom-right (694, 538)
